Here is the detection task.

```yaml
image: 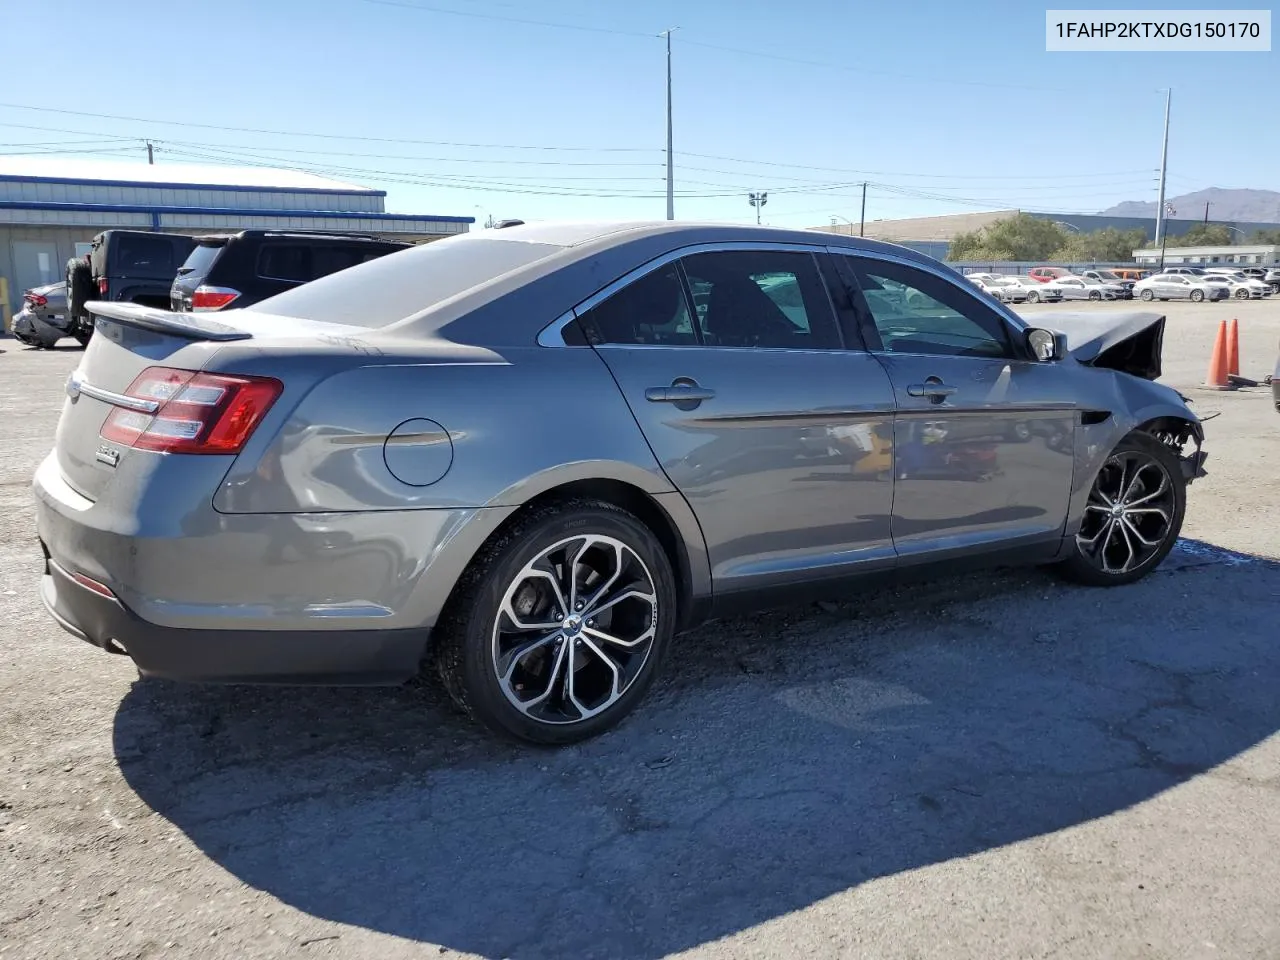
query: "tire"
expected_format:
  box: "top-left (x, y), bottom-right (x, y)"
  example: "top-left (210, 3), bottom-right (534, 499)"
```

top-left (1055, 431), bottom-right (1186, 587)
top-left (1088, 291), bottom-right (1101, 301)
top-left (1139, 289), bottom-right (1155, 301)
top-left (1190, 289), bottom-right (1204, 302)
top-left (65, 258), bottom-right (93, 323)
top-left (1026, 291), bottom-right (1040, 304)
top-left (1234, 288), bottom-right (1250, 300)
top-left (434, 499), bottom-right (676, 745)
top-left (72, 326), bottom-right (92, 347)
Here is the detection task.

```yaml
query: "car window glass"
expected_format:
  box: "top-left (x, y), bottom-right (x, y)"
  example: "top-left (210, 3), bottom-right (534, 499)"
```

top-left (115, 234), bottom-right (176, 274)
top-left (845, 257), bottom-right (1013, 359)
top-left (679, 250), bottom-right (840, 349)
top-left (311, 246), bottom-right (364, 280)
top-left (258, 244), bottom-right (312, 283)
top-left (579, 265), bottom-right (697, 346)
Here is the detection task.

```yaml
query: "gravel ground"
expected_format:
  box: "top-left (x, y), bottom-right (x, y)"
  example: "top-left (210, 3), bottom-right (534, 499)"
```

top-left (2, 301), bottom-right (1278, 960)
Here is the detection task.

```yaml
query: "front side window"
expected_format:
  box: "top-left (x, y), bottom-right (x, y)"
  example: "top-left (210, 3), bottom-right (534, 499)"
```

top-left (578, 265), bottom-right (696, 346)
top-left (679, 250), bottom-right (840, 349)
top-left (843, 256), bottom-right (1014, 359)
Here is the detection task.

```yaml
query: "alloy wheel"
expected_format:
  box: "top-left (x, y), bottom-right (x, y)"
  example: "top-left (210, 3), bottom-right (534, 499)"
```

top-left (1076, 450), bottom-right (1176, 575)
top-left (491, 534), bottom-right (658, 725)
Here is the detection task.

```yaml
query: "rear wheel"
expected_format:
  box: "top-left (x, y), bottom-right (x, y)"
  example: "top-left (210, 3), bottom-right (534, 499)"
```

top-left (434, 500), bottom-right (676, 744)
top-left (65, 258), bottom-right (93, 323)
top-left (1190, 289), bottom-right (1205, 302)
top-left (1055, 432), bottom-right (1185, 587)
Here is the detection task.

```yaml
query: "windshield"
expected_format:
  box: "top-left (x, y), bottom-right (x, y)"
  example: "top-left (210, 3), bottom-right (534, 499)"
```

top-left (250, 235), bottom-right (564, 328)
top-left (1093, 271), bottom-right (1120, 280)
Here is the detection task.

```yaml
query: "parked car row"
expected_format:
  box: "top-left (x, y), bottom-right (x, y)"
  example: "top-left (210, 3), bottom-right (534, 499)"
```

top-left (966, 264), bottom-right (1278, 305)
top-left (14, 228), bottom-right (417, 350)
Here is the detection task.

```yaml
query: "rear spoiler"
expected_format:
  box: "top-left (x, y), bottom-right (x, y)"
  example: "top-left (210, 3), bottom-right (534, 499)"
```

top-left (86, 301), bottom-right (251, 342)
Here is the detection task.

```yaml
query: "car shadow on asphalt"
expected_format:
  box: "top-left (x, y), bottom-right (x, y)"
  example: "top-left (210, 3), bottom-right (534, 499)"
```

top-left (112, 538), bottom-right (1280, 959)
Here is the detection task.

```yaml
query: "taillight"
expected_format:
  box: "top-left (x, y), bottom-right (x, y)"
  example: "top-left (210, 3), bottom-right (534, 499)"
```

top-left (191, 285), bottom-right (241, 310)
top-left (100, 366), bottom-right (282, 455)
top-left (98, 277), bottom-right (109, 296)
top-left (24, 294), bottom-right (48, 307)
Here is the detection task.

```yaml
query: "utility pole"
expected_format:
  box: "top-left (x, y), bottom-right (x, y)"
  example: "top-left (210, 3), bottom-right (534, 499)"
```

top-left (146, 140), bottom-right (154, 165)
top-left (1153, 88), bottom-right (1171, 253)
top-left (859, 182), bottom-right (867, 237)
top-left (661, 28), bottom-right (676, 220)
top-left (1203, 200), bottom-right (1210, 224)
top-left (749, 191), bottom-right (767, 225)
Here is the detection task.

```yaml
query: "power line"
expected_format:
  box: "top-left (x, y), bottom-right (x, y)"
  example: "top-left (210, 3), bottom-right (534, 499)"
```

top-left (0, 102), bottom-right (656, 152)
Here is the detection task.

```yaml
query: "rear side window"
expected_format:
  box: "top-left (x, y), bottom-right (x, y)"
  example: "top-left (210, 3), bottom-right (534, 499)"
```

top-left (258, 244), bottom-right (312, 283)
top-left (680, 250), bottom-right (840, 349)
top-left (578, 265), bottom-right (697, 346)
top-left (115, 234), bottom-right (178, 274)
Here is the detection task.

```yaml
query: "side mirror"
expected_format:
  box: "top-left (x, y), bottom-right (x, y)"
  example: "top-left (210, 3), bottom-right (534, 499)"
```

top-left (1026, 327), bottom-right (1067, 362)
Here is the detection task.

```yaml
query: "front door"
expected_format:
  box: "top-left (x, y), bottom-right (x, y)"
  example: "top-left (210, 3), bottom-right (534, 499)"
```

top-left (574, 247), bottom-right (898, 592)
top-left (12, 241), bottom-right (61, 295)
top-left (832, 252), bottom-right (1078, 562)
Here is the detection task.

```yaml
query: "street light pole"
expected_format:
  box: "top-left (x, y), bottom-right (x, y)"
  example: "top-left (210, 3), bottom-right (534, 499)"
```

top-left (859, 181), bottom-right (867, 237)
top-left (749, 191), bottom-right (767, 225)
top-left (661, 28), bottom-right (676, 221)
top-left (1154, 88), bottom-right (1171, 252)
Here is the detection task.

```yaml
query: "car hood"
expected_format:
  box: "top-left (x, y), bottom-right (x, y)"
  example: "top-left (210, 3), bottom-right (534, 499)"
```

top-left (1041, 310), bottom-right (1166, 381)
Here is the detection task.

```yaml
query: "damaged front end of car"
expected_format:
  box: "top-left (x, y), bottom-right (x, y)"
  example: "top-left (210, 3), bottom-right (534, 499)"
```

top-left (1047, 311), bottom-right (1209, 484)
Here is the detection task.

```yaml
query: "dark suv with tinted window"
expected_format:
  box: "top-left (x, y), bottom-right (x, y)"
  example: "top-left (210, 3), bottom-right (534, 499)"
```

top-left (170, 230), bottom-right (413, 312)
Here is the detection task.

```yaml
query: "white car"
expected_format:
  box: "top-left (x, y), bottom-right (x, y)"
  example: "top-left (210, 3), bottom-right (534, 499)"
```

top-left (1203, 270), bottom-right (1271, 299)
top-left (1001, 275), bottom-right (1063, 303)
top-left (981, 277), bottom-right (1028, 302)
top-left (1055, 276), bottom-right (1125, 301)
top-left (1133, 273), bottom-right (1231, 302)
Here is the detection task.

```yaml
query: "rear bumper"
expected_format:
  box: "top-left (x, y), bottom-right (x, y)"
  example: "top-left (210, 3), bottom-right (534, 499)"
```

top-left (39, 551), bottom-right (426, 684)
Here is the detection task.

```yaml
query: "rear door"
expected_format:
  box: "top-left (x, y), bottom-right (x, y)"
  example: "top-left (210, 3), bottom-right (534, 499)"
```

top-left (575, 244), bottom-right (898, 592)
top-left (832, 252), bottom-right (1077, 562)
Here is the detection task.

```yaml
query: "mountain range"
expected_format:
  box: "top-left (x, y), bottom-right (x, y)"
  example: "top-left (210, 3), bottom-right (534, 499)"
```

top-left (1100, 188), bottom-right (1280, 223)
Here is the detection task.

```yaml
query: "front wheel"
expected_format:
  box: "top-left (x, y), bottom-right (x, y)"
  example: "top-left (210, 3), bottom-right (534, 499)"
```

top-left (1190, 289), bottom-right (1205, 302)
top-left (1055, 432), bottom-right (1185, 587)
top-left (434, 500), bottom-right (676, 744)
top-left (1026, 290), bottom-right (1040, 304)
top-left (1234, 288), bottom-right (1250, 300)
top-left (1139, 289), bottom-right (1155, 301)
top-left (1088, 291), bottom-right (1101, 301)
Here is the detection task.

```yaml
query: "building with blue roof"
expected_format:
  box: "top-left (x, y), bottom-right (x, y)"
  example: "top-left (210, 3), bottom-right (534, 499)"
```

top-left (0, 156), bottom-right (473, 317)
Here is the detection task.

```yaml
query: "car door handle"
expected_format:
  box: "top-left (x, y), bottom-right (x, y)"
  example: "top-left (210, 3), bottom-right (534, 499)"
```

top-left (645, 382), bottom-right (716, 403)
top-left (906, 381), bottom-right (957, 401)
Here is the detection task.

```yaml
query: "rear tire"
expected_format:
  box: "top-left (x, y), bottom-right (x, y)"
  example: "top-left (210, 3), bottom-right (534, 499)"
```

top-left (434, 499), bottom-right (676, 745)
top-left (65, 258), bottom-right (93, 323)
top-left (1055, 432), bottom-right (1185, 587)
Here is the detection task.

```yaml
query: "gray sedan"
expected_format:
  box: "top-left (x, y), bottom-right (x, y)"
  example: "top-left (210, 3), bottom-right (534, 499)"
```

top-left (11, 281), bottom-right (70, 348)
top-left (1055, 276), bottom-right (1125, 301)
top-left (33, 222), bottom-right (1207, 743)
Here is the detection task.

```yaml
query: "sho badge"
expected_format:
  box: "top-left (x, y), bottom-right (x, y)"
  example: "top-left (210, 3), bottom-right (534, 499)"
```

top-left (95, 445), bottom-right (120, 468)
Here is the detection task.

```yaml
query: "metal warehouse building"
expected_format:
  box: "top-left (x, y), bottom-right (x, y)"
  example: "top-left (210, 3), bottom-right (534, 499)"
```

top-left (0, 156), bottom-right (473, 317)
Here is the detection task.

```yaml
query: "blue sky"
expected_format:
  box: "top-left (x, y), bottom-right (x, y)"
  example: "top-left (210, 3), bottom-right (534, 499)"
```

top-left (2, 0), bottom-right (1275, 226)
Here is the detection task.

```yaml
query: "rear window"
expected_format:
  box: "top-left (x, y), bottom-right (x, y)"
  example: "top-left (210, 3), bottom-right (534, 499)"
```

top-left (115, 234), bottom-right (179, 274)
top-left (251, 236), bottom-right (564, 328)
top-left (178, 243), bottom-right (225, 280)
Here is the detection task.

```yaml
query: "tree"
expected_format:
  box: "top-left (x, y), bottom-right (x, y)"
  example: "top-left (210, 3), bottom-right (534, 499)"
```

top-left (946, 214), bottom-right (1068, 262)
top-left (1248, 229), bottom-right (1280, 245)
top-left (1052, 226), bottom-right (1148, 263)
top-left (1165, 223), bottom-right (1234, 247)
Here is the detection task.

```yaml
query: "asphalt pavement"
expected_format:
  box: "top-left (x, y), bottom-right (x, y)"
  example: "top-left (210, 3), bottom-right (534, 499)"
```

top-left (2, 300), bottom-right (1278, 960)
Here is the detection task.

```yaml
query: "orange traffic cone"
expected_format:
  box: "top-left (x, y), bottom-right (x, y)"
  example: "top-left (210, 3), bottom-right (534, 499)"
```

top-left (1203, 319), bottom-right (1236, 390)
top-left (1226, 317), bottom-right (1240, 376)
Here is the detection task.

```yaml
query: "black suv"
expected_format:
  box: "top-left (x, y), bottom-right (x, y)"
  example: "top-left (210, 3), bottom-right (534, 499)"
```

top-left (170, 230), bottom-right (412, 312)
top-left (65, 230), bottom-right (198, 333)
